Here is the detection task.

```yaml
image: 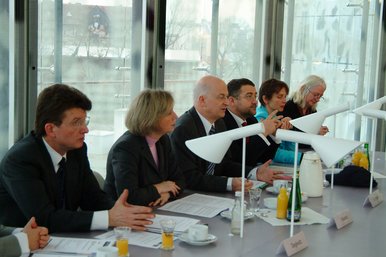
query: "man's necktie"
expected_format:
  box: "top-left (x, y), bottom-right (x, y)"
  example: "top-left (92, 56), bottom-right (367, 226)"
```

top-left (242, 121), bottom-right (250, 143)
top-left (206, 125), bottom-right (216, 175)
top-left (56, 157), bottom-right (66, 209)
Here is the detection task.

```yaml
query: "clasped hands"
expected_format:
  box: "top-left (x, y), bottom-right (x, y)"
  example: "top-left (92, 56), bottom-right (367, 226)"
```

top-left (23, 217), bottom-right (50, 251)
top-left (150, 181), bottom-right (181, 207)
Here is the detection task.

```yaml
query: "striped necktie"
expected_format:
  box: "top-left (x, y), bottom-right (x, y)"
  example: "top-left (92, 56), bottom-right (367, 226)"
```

top-left (206, 125), bottom-right (216, 175)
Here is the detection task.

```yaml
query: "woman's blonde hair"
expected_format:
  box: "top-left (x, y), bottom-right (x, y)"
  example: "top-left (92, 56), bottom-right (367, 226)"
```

top-left (292, 75), bottom-right (326, 111)
top-left (125, 89), bottom-right (174, 136)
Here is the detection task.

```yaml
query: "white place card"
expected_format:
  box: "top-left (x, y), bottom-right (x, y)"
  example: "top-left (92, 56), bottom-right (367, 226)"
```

top-left (276, 231), bottom-right (308, 256)
top-left (363, 189), bottom-right (384, 208)
top-left (327, 209), bottom-right (353, 229)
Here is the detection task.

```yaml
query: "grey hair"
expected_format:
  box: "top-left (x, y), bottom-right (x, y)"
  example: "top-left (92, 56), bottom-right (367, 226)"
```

top-left (292, 75), bottom-right (326, 110)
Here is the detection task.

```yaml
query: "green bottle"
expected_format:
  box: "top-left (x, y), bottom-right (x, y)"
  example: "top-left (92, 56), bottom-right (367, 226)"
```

top-left (286, 173), bottom-right (302, 222)
top-left (364, 143), bottom-right (371, 171)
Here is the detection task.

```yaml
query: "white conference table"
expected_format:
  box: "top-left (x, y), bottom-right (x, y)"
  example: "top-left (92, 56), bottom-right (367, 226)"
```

top-left (57, 153), bottom-right (386, 257)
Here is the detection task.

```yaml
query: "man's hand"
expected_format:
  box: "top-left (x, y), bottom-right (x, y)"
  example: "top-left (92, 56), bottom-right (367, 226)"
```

top-left (256, 160), bottom-right (289, 184)
top-left (108, 189), bottom-right (155, 230)
top-left (261, 110), bottom-right (282, 136)
top-left (23, 217), bottom-right (50, 250)
top-left (231, 178), bottom-right (253, 191)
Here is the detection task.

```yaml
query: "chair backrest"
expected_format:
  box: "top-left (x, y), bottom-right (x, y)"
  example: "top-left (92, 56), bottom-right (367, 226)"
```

top-left (93, 171), bottom-right (105, 189)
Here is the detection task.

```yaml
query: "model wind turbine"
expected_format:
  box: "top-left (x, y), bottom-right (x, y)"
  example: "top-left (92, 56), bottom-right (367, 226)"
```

top-left (185, 124), bottom-right (361, 238)
top-left (353, 96), bottom-right (386, 194)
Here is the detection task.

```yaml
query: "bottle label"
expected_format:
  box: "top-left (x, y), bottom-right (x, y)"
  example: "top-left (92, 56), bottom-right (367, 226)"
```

top-left (287, 210), bottom-right (301, 221)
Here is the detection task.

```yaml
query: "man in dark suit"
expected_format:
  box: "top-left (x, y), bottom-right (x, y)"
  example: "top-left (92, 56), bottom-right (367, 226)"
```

top-left (0, 84), bottom-right (154, 233)
top-left (224, 78), bottom-right (281, 165)
top-left (170, 75), bottom-right (280, 192)
top-left (0, 217), bottom-right (49, 257)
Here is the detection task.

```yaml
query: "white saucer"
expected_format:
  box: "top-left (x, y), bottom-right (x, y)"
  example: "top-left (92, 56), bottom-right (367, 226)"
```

top-left (178, 233), bottom-right (217, 246)
top-left (264, 197), bottom-right (277, 209)
top-left (266, 186), bottom-right (279, 195)
top-left (220, 210), bottom-right (255, 220)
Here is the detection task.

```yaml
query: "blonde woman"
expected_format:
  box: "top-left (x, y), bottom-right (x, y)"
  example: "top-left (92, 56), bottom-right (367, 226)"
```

top-left (104, 89), bottom-right (185, 207)
top-left (282, 75), bottom-right (329, 135)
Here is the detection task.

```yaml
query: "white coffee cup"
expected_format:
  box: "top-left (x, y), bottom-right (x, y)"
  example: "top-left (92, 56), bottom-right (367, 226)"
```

top-left (188, 224), bottom-right (208, 241)
top-left (96, 246), bottom-right (119, 257)
top-left (273, 180), bottom-right (288, 193)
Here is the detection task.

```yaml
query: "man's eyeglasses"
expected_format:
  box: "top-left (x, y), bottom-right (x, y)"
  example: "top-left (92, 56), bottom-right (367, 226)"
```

top-left (68, 116), bottom-right (90, 128)
top-left (237, 93), bottom-right (258, 101)
top-left (307, 88), bottom-right (325, 101)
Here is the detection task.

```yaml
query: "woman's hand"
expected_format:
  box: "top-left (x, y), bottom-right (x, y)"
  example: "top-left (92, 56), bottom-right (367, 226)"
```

top-left (148, 192), bottom-right (171, 207)
top-left (154, 181), bottom-right (180, 196)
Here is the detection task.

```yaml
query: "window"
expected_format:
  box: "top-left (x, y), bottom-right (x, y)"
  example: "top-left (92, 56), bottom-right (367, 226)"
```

top-left (0, 1), bottom-right (10, 159)
top-left (37, 0), bottom-right (142, 176)
top-left (282, 0), bottom-right (382, 142)
top-left (164, 0), bottom-right (259, 115)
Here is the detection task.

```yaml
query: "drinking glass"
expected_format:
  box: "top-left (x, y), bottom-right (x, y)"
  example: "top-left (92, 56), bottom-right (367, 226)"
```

top-left (248, 188), bottom-right (262, 213)
top-left (160, 219), bottom-right (176, 250)
top-left (114, 226), bottom-right (131, 257)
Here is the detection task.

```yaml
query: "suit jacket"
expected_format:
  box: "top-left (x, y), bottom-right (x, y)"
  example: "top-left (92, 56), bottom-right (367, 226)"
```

top-left (223, 110), bottom-right (279, 166)
top-left (0, 225), bottom-right (21, 257)
top-left (104, 131), bottom-right (185, 206)
top-left (0, 132), bottom-right (114, 233)
top-left (280, 99), bottom-right (316, 149)
top-left (170, 107), bottom-right (251, 192)
top-left (280, 99), bottom-right (317, 127)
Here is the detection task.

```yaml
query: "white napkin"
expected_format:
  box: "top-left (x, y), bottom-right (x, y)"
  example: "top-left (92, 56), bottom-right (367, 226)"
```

top-left (256, 207), bottom-right (329, 226)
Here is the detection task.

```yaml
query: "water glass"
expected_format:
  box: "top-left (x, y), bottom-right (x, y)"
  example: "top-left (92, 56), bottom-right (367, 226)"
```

top-left (160, 219), bottom-right (176, 250)
top-left (248, 188), bottom-right (262, 213)
top-left (114, 226), bottom-right (131, 257)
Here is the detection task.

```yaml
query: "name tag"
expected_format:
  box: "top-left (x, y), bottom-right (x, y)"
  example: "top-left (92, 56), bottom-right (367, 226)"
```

top-left (327, 209), bottom-right (353, 229)
top-left (276, 231), bottom-right (308, 256)
top-left (363, 189), bottom-right (384, 208)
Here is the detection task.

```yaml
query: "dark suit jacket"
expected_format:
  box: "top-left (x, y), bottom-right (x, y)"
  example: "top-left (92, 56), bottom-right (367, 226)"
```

top-left (0, 132), bottom-right (114, 233)
top-left (222, 110), bottom-right (279, 166)
top-left (104, 131), bottom-right (185, 206)
top-left (280, 99), bottom-right (317, 128)
top-left (0, 225), bottom-right (21, 257)
top-left (280, 99), bottom-right (316, 148)
top-left (170, 107), bottom-right (251, 192)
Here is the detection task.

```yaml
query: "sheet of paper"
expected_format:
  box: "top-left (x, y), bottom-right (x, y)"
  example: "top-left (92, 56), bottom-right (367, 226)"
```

top-left (34, 236), bottom-right (112, 254)
top-left (256, 207), bottom-right (329, 226)
top-left (159, 193), bottom-right (234, 218)
top-left (32, 254), bottom-right (87, 257)
top-left (145, 214), bottom-right (200, 233)
top-left (96, 230), bottom-right (164, 249)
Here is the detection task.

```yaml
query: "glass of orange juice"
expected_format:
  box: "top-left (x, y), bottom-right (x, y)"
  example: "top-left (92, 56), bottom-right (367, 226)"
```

top-left (160, 219), bottom-right (176, 250)
top-left (114, 226), bottom-right (131, 257)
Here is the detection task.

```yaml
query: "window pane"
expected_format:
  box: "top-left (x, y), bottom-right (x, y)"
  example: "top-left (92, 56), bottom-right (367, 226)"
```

top-left (165, 0), bottom-right (258, 116)
top-left (282, 1), bottom-right (380, 141)
top-left (0, 1), bottom-right (10, 158)
top-left (38, 0), bottom-right (138, 177)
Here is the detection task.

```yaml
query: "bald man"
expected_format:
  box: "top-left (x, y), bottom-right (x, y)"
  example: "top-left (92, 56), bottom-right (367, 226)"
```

top-left (170, 75), bottom-right (280, 192)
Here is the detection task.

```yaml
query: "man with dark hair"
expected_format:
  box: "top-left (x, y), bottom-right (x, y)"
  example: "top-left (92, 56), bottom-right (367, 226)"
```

top-left (224, 78), bottom-right (289, 183)
top-left (0, 84), bottom-right (154, 233)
